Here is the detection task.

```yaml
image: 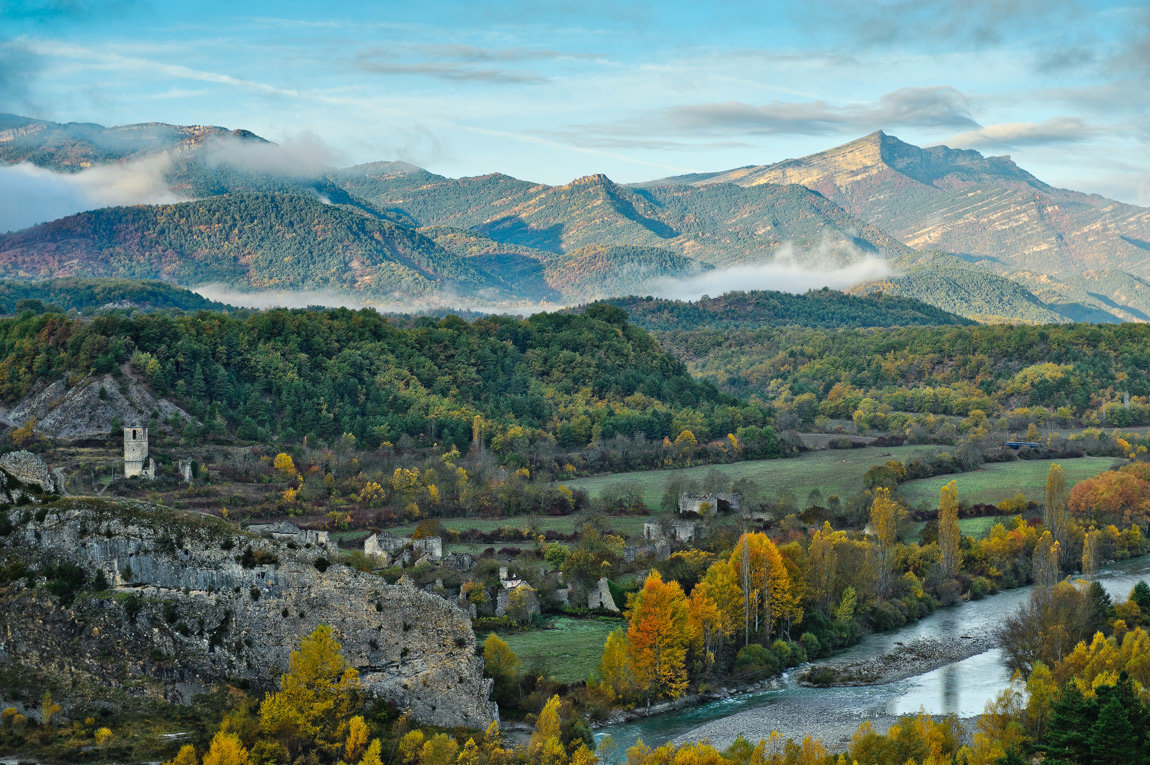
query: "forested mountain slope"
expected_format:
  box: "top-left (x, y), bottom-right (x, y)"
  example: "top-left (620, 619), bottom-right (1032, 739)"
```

top-left (0, 305), bottom-right (774, 452)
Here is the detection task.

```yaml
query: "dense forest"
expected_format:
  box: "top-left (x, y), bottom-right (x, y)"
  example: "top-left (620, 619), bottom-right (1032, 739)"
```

top-left (0, 305), bottom-right (776, 460)
top-left (604, 288), bottom-right (970, 330)
top-left (656, 322), bottom-right (1150, 429)
top-left (0, 278), bottom-right (229, 315)
top-left (0, 194), bottom-right (491, 297)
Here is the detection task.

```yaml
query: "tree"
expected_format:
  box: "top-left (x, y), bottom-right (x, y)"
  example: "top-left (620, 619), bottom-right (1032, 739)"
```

top-left (419, 733), bottom-right (459, 765)
top-left (344, 715), bottom-right (370, 763)
top-left (1082, 528), bottom-right (1101, 580)
top-left (1033, 531), bottom-right (1060, 591)
top-left (40, 691), bottom-right (61, 727)
top-left (273, 452), bottom-right (297, 477)
top-left (1045, 463), bottom-right (1068, 550)
top-left (598, 628), bottom-right (636, 699)
top-left (202, 732), bottom-right (249, 765)
top-left (483, 633), bottom-right (521, 706)
top-left (359, 739), bottom-right (383, 765)
top-left (528, 695), bottom-right (564, 762)
top-left (259, 625), bottom-right (361, 757)
top-left (868, 488), bottom-right (899, 599)
top-left (95, 727), bottom-right (115, 751)
top-left (937, 480), bottom-right (961, 585)
top-left (165, 744), bottom-right (198, 765)
top-left (626, 571), bottom-right (690, 702)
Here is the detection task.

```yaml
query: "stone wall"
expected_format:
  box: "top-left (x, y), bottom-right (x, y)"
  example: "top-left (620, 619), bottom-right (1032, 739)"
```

top-left (0, 500), bottom-right (496, 729)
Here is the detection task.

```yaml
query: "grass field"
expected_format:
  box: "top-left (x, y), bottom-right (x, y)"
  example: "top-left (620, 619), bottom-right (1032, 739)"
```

top-left (497, 616), bottom-right (621, 684)
top-left (898, 456), bottom-right (1119, 509)
top-left (560, 445), bottom-right (942, 510)
top-left (381, 514), bottom-right (647, 540)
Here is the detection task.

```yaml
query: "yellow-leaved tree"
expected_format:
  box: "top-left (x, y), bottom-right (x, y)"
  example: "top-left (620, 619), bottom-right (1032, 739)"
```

top-left (868, 488), bottom-right (900, 599)
top-left (597, 628), bottom-right (635, 700)
top-left (259, 625), bottom-right (361, 758)
top-left (626, 571), bottom-right (690, 703)
top-left (938, 480), bottom-right (962, 584)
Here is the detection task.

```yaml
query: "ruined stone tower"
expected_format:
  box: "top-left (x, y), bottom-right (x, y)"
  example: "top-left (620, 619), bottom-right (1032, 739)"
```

top-left (123, 426), bottom-right (155, 479)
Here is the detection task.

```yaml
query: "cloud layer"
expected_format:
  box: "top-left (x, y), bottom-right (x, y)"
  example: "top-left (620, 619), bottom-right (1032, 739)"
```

top-left (0, 155), bottom-right (180, 232)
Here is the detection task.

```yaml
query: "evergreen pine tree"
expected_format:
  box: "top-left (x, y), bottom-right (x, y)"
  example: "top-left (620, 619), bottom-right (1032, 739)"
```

top-left (1040, 682), bottom-right (1097, 765)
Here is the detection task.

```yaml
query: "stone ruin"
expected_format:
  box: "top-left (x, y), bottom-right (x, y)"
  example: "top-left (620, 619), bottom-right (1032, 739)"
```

top-left (123, 425), bottom-right (156, 480)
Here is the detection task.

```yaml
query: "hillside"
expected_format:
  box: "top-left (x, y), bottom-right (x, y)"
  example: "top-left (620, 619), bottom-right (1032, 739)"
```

top-left (0, 193), bottom-right (496, 298)
top-left (0, 305), bottom-right (773, 452)
top-left (0, 277), bottom-right (230, 314)
top-left (605, 288), bottom-right (973, 330)
top-left (667, 131), bottom-right (1150, 317)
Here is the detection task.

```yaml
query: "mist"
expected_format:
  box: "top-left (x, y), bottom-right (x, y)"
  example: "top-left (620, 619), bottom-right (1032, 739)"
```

top-left (0, 154), bottom-right (182, 232)
top-left (644, 240), bottom-right (892, 301)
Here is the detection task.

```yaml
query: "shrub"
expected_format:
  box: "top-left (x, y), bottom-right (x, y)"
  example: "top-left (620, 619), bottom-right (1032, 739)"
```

top-left (734, 644), bottom-right (780, 679)
top-left (969, 576), bottom-right (992, 600)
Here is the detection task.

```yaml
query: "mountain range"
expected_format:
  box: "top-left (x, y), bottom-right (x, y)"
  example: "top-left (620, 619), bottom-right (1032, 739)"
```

top-left (2, 113), bottom-right (1148, 323)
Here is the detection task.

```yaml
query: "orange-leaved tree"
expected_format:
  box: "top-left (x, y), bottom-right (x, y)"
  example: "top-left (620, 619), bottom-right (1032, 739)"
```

top-left (626, 570), bottom-right (689, 703)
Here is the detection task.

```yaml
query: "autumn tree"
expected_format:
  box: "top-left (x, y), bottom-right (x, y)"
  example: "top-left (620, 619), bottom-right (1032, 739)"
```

top-left (938, 480), bottom-right (962, 584)
top-left (273, 452), bottom-right (296, 478)
top-left (868, 488), bottom-right (899, 599)
top-left (483, 633), bottom-right (521, 706)
top-left (626, 571), bottom-right (690, 702)
top-left (527, 695), bottom-right (564, 763)
top-left (202, 731), bottom-right (250, 765)
top-left (259, 625), bottom-right (361, 757)
top-left (598, 628), bottom-right (636, 700)
top-left (1045, 463), bottom-right (1068, 550)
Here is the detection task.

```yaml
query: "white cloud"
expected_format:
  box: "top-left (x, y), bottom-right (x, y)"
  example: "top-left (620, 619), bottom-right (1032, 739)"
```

top-left (0, 154), bottom-right (182, 232)
top-left (643, 239), bottom-right (892, 301)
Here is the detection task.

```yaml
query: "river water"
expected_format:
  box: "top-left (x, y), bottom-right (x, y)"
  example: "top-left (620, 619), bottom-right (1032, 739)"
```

top-left (597, 555), bottom-right (1150, 758)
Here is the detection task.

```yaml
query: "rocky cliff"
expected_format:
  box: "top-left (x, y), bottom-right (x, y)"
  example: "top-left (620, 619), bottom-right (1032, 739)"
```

top-left (0, 499), bottom-right (496, 729)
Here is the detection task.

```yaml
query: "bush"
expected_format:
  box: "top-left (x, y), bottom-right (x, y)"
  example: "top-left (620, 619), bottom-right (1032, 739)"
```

top-left (938, 578), bottom-right (962, 606)
top-left (969, 576), bottom-right (992, 600)
top-left (799, 632), bottom-right (822, 659)
top-left (734, 644), bottom-right (780, 679)
top-left (868, 600), bottom-right (907, 631)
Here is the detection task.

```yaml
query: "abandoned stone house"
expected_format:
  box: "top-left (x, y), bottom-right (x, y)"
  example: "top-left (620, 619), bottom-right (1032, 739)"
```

top-left (678, 492), bottom-right (741, 515)
top-left (247, 520), bottom-right (335, 551)
top-left (363, 532), bottom-right (443, 567)
top-left (643, 517), bottom-right (700, 544)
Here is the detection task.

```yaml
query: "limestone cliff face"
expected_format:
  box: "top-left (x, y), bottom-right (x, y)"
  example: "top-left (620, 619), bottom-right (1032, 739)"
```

top-left (0, 500), bottom-right (496, 729)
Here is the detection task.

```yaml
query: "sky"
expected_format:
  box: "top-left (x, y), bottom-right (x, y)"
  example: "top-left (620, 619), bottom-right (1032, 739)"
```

top-left (1, 0), bottom-right (1148, 205)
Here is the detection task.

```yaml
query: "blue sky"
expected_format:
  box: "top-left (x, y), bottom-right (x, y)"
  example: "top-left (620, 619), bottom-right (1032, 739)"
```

top-left (2, 0), bottom-right (1148, 203)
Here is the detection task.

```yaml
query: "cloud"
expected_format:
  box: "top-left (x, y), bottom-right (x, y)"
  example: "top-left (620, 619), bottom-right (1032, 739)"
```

top-left (416, 44), bottom-right (603, 64)
top-left (644, 86), bottom-right (977, 138)
top-left (202, 132), bottom-right (343, 178)
top-left (942, 117), bottom-right (1097, 149)
top-left (354, 49), bottom-right (549, 84)
top-left (0, 154), bottom-right (182, 232)
top-left (794, 0), bottom-right (1084, 49)
top-left (642, 238), bottom-right (892, 301)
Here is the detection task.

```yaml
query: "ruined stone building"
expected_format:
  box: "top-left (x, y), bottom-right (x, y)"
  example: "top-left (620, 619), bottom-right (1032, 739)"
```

top-left (123, 425), bottom-right (156, 479)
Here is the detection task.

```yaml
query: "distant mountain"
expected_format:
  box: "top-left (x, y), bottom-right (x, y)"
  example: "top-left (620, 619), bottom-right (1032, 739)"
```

top-left (664, 131), bottom-right (1150, 318)
top-left (6, 114), bottom-right (1150, 323)
top-left (0, 113), bottom-right (266, 171)
top-left (0, 193), bottom-right (498, 298)
top-left (604, 288), bottom-right (973, 330)
top-left (335, 165), bottom-right (913, 264)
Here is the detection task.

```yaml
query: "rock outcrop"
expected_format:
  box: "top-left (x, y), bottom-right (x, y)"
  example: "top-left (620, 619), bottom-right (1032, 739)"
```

top-left (0, 450), bottom-right (55, 493)
top-left (3, 373), bottom-right (194, 440)
top-left (0, 499), bottom-right (496, 729)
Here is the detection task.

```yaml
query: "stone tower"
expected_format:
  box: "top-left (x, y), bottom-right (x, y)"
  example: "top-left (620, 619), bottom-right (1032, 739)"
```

top-left (123, 426), bottom-right (156, 479)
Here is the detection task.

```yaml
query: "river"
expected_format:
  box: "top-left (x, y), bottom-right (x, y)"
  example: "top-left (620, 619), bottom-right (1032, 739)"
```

top-left (597, 555), bottom-right (1150, 758)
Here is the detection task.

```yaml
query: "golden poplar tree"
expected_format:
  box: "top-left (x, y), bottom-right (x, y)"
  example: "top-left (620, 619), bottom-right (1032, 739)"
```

top-left (1045, 463), bottom-right (1068, 554)
top-left (938, 480), bottom-right (962, 582)
top-left (868, 488), bottom-right (899, 599)
top-left (626, 571), bottom-right (690, 702)
top-left (597, 629), bottom-right (636, 699)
